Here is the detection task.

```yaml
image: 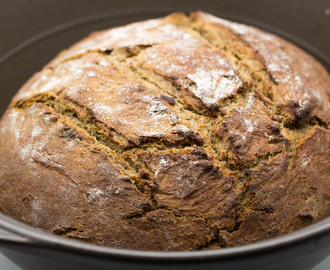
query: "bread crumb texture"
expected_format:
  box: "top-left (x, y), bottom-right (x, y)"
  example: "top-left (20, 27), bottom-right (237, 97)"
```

top-left (0, 11), bottom-right (329, 251)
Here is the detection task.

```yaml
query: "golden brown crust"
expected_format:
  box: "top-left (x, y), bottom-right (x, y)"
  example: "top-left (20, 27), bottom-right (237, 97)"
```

top-left (220, 127), bottom-right (330, 246)
top-left (0, 104), bottom-right (212, 250)
top-left (192, 11), bottom-right (330, 123)
top-left (212, 94), bottom-right (287, 169)
top-left (0, 11), bottom-right (329, 251)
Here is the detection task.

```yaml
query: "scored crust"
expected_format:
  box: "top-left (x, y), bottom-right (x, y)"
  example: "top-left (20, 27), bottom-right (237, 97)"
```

top-left (0, 11), bottom-right (329, 251)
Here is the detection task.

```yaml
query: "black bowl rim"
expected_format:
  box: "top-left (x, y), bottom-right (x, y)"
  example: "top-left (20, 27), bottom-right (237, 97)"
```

top-left (0, 212), bottom-right (329, 261)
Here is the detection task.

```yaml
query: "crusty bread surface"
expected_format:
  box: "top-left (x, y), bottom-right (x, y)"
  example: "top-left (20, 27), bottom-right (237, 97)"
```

top-left (0, 11), bottom-right (329, 251)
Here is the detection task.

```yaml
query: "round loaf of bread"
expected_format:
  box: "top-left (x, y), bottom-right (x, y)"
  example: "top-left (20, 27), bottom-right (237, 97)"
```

top-left (0, 12), bottom-right (329, 251)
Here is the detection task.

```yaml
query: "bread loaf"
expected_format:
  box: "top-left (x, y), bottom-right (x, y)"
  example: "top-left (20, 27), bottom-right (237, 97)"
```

top-left (0, 11), bottom-right (329, 251)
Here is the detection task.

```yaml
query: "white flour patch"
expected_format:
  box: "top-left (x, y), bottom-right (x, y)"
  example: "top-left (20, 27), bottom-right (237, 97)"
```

top-left (159, 158), bottom-right (168, 166)
top-left (3, 110), bottom-right (21, 139)
top-left (87, 71), bottom-right (96, 77)
top-left (301, 155), bottom-right (310, 167)
top-left (245, 93), bottom-right (255, 109)
top-left (30, 199), bottom-right (43, 225)
top-left (87, 188), bottom-right (104, 202)
top-left (244, 119), bottom-right (255, 133)
top-left (66, 139), bottom-right (79, 150)
top-left (98, 59), bottom-right (110, 66)
top-left (145, 96), bottom-right (168, 124)
top-left (171, 124), bottom-right (191, 134)
top-left (91, 103), bottom-right (114, 116)
top-left (154, 156), bottom-right (172, 177)
top-left (113, 187), bottom-right (122, 194)
top-left (188, 69), bottom-right (242, 108)
top-left (74, 69), bottom-right (83, 76)
top-left (31, 125), bottom-right (42, 137)
top-left (20, 144), bottom-right (34, 163)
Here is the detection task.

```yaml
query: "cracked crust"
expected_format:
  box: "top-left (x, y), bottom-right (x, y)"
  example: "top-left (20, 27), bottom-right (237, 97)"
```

top-left (0, 11), bottom-right (329, 251)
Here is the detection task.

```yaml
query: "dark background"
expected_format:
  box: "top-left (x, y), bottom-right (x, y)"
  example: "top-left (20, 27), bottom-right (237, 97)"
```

top-left (1, 0), bottom-right (330, 57)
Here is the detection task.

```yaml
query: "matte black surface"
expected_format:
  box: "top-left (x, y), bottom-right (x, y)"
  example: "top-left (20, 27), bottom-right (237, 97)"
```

top-left (0, 1), bottom-right (329, 269)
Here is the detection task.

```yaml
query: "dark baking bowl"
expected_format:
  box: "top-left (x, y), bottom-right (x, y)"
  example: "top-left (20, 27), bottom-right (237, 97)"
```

top-left (0, 1), bottom-right (329, 269)
top-left (0, 213), bottom-right (329, 270)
